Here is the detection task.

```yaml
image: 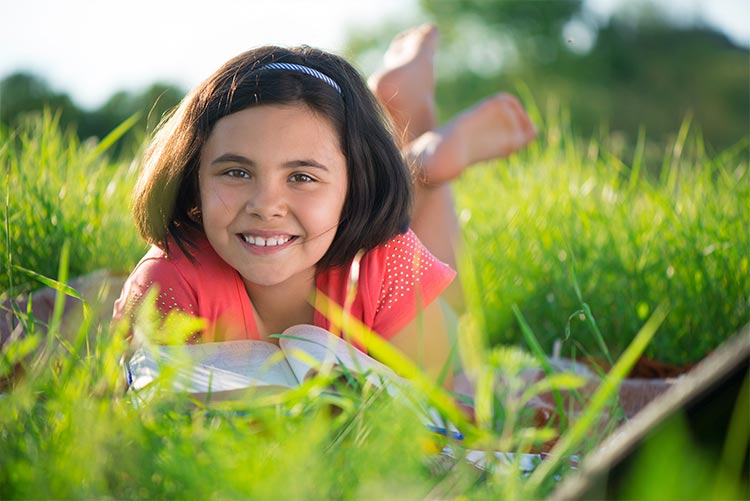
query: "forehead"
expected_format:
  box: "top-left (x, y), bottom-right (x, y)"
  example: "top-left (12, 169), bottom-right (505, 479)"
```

top-left (200, 103), bottom-right (346, 168)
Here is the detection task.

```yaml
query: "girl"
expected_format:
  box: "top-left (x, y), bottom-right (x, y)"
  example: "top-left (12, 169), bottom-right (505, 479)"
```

top-left (112, 25), bottom-right (536, 384)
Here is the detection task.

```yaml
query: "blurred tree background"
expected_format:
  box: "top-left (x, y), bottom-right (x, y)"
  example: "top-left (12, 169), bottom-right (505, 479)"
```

top-left (345, 0), bottom-right (749, 167)
top-left (1, 0), bottom-right (747, 164)
top-left (0, 73), bottom-right (184, 156)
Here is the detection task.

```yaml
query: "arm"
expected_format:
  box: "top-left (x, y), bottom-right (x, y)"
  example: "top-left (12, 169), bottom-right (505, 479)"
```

top-left (388, 297), bottom-right (453, 388)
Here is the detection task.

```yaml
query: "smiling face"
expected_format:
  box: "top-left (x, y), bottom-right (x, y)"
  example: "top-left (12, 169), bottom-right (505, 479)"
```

top-left (198, 103), bottom-right (348, 291)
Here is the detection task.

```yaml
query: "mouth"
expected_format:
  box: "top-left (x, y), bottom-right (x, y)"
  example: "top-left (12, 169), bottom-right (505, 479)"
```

top-left (239, 233), bottom-right (297, 248)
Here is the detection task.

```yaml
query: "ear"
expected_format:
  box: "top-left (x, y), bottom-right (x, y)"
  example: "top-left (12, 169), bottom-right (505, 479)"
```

top-left (188, 206), bottom-right (202, 223)
top-left (189, 171), bottom-right (202, 222)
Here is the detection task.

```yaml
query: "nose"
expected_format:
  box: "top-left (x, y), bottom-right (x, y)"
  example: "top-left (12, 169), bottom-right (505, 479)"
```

top-left (245, 180), bottom-right (287, 220)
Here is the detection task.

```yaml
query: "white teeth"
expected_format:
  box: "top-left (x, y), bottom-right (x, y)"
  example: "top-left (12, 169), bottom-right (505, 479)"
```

top-left (242, 235), bottom-right (290, 247)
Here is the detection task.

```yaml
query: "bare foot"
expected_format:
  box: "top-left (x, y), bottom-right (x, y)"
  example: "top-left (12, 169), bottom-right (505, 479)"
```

top-left (368, 23), bottom-right (439, 144)
top-left (408, 93), bottom-right (537, 185)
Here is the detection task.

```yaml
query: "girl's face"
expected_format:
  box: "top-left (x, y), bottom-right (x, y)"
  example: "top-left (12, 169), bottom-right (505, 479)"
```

top-left (198, 103), bottom-right (347, 290)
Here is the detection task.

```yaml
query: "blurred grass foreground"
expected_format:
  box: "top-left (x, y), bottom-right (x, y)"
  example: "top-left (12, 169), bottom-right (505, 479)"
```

top-left (0, 109), bottom-right (748, 498)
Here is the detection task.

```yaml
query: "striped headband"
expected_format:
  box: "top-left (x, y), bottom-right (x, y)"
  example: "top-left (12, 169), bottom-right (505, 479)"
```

top-left (257, 62), bottom-right (342, 94)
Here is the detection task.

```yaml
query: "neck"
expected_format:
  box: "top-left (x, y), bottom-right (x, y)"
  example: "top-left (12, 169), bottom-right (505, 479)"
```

top-left (244, 270), bottom-right (317, 340)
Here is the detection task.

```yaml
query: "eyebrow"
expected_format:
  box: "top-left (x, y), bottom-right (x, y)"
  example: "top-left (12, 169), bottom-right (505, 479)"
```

top-left (210, 153), bottom-right (254, 167)
top-left (210, 153), bottom-right (330, 171)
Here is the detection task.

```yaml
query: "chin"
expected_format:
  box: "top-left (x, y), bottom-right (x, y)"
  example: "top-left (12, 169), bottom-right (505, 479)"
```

top-left (243, 275), bottom-right (287, 288)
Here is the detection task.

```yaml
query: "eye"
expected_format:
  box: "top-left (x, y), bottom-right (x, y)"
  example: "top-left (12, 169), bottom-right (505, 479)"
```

top-left (224, 168), bottom-right (250, 179)
top-left (289, 173), bottom-right (315, 183)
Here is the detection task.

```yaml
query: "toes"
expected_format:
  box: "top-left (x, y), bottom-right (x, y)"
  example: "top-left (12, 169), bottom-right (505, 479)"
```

top-left (492, 93), bottom-right (537, 144)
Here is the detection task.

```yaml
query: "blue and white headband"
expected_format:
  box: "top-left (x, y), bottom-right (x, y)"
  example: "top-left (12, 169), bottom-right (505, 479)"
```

top-left (257, 62), bottom-right (342, 94)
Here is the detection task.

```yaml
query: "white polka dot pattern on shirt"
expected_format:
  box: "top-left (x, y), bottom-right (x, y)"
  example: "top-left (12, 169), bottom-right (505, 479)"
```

top-left (376, 231), bottom-right (437, 313)
top-left (124, 281), bottom-right (195, 320)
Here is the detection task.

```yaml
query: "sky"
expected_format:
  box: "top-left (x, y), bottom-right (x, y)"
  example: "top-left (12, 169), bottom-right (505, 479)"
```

top-left (1, 0), bottom-right (748, 110)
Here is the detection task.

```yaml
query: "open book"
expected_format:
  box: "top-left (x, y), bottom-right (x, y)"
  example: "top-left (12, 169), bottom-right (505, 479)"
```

top-left (126, 324), bottom-right (402, 401)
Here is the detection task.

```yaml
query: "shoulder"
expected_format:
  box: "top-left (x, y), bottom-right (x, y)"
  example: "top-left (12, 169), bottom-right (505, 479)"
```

top-left (363, 229), bottom-right (455, 288)
top-left (112, 235), bottom-right (235, 321)
top-left (360, 229), bottom-right (456, 337)
top-left (112, 244), bottom-right (190, 321)
top-left (314, 230), bottom-right (455, 339)
top-left (124, 237), bottom-right (212, 287)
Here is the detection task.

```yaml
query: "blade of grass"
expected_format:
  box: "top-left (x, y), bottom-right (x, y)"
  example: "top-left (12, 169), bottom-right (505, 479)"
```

top-left (12, 263), bottom-right (85, 302)
top-left (627, 126), bottom-right (646, 193)
top-left (4, 150), bottom-right (13, 298)
top-left (512, 304), bottom-right (568, 431)
top-left (716, 370), bottom-right (750, 491)
top-left (90, 112), bottom-right (141, 158)
top-left (567, 253), bottom-right (613, 365)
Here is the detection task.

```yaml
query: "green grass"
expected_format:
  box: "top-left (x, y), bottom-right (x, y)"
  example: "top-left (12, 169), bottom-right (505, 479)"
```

top-left (0, 290), bottom-right (597, 499)
top-left (456, 110), bottom-right (749, 365)
top-left (1, 109), bottom-right (145, 294)
top-left (1, 110), bottom-right (748, 498)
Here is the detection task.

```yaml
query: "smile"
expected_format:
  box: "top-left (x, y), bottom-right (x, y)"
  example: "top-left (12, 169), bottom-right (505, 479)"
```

top-left (240, 234), bottom-right (294, 247)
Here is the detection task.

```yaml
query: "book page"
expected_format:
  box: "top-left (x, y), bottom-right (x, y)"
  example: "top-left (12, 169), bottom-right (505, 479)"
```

top-left (128, 340), bottom-right (299, 396)
top-left (277, 325), bottom-right (459, 434)
top-left (278, 325), bottom-right (400, 389)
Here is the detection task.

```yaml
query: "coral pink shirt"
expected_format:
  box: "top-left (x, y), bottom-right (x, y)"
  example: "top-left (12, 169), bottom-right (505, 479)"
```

top-left (113, 229), bottom-right (455, 343)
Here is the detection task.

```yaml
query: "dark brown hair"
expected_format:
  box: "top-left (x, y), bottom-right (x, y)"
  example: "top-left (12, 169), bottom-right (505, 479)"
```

top-left (133, 45), bottom-right (411, 270)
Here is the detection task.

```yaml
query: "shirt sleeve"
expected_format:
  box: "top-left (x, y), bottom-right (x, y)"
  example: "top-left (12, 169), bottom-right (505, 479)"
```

top-left (367, 230), bottom-right (456, 339)
top-left (112, 250), bottom-right (199, 328)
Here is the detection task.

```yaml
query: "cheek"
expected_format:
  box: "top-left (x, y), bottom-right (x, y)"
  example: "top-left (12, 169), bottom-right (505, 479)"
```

top-left (306, 193), bottom-right (344, 228)
top-left (330, 173), bottom-right (348, 220)
top-left (197, 174), bottom-right (211, 211)
top-left (199, 183), bottom-right (240, 218)
top-left (323, 187), bottom-right (347, 223)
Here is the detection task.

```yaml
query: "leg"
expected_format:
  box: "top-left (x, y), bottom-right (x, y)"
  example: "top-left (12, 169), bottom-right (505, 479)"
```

top-left (369, 25), bottom-right (537, 312)
top-left (407, 94), bottom-right (537, 266)
top-left (408, 93), bottom-right (538, 186)
top-left (368, 23), bottom-right (439, 144)
top-left (368, 24), bottom-right (465, 308)
top-left (369, 25), bottom-right (536, 186)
